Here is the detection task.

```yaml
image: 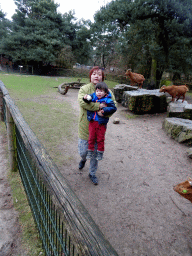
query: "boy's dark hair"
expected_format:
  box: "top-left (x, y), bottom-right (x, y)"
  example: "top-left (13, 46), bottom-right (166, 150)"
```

top-left (95, 82), bottom-right (109, 94)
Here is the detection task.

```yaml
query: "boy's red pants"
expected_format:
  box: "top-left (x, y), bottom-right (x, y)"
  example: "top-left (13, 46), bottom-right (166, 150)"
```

top-left (88, 121), bottom-right (106, 152)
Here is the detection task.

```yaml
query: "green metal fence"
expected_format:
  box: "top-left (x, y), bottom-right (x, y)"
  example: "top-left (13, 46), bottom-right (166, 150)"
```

top-left (16, 125), bottom-right (76, 255)
top-left (0, 81), bottom-right (119, 256)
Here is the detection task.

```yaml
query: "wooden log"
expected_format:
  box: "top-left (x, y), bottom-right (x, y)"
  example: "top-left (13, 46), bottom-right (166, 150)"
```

top-left (58, 83), bottom-right (70, 95)
top-left (3, 92), bottom-right (118, 255)
top-left (5, 105), bottom-right (17, 172)
top-left (58, 82), bottom-right (86, 95)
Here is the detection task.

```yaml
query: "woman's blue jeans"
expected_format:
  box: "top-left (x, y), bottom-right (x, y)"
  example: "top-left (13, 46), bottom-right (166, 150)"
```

top-left (78, 139), bottom-right (98, 176)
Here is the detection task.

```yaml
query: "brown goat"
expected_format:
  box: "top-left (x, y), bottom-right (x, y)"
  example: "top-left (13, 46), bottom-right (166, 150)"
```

top-left (173, 178), bottom-right (192, 203)
top-left (125, 69), bottom-right (145, 89)
top-left (159, 85), bottom-right (189, 102)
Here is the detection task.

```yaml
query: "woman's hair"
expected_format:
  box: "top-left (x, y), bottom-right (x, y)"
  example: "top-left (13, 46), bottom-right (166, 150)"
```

top-left (95, 82), bottom-right (109, 94)
top-left (89, 66), bottom-right (104, 82)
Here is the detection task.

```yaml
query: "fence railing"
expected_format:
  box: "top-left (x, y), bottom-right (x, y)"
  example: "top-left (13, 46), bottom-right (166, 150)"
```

top-left (0, 81), bottom-right (119, 256)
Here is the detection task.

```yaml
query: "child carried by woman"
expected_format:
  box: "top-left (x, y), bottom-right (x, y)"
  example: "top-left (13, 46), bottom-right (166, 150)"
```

top-left (83, 81), bottom-right (117, 161)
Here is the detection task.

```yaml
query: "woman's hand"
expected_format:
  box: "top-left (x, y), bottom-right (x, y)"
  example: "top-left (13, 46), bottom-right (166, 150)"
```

top-left (99, 103), bottom-right (107, 109)
top-left (97, 109), bottom-right (104, 116)
top-left (84, 94), bottom-right (88, 99)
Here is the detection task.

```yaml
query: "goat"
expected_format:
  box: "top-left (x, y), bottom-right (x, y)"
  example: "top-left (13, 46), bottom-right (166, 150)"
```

top-left (125, 69), bottom-right (145, 89)
top-left (159, 85), bottom-right (189, 102)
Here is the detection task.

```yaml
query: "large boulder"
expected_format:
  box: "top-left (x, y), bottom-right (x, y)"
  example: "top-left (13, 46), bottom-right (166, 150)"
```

top-left (113, 84), bottom-right (138, 103)
top-left (162, 117), bottom-right (192, 145)
top-left (167, 100), bottom-right (192, 120)
top-left (121, 89), bottom-right (167, 114)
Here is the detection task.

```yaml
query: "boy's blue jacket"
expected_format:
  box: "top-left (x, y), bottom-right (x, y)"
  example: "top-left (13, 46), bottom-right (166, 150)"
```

top-left (83, 91), bottom-right (117, 125)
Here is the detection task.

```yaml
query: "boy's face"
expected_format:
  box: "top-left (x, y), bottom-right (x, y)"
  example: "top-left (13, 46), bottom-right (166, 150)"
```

top-left (96, 88), bottom-right (106, 99)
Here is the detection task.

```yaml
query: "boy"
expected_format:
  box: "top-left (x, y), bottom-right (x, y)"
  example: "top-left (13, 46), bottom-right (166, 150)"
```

top-left (83, 82), bottom-right (117, 161)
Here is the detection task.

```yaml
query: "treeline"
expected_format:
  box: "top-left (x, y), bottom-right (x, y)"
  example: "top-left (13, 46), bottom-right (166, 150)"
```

top-left (0, 0), bottom-right (192, 86)
top-left (0, 0), bottom-right (92, 71)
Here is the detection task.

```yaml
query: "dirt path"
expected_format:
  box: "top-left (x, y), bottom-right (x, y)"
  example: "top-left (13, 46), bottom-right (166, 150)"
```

top-left (1, 88), bottom-right (192, 255)
top-left (0, 127), bottom-right (20, 255)
top-left (59, 90), bottom-right (192, 256)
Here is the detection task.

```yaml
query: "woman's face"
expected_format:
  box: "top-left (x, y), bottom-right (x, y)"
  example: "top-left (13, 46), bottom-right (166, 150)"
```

top-left (90, 69), bottom-right (103, 85)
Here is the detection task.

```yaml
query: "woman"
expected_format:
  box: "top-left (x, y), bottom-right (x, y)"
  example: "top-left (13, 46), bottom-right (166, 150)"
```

top-left (78, 66), bottom-right (117, 185)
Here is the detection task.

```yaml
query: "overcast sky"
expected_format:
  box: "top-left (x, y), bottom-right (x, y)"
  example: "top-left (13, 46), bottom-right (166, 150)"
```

top-left (0, 0), bottom-right (112, 22)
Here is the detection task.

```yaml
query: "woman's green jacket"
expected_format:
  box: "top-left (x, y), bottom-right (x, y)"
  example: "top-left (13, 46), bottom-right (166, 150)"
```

top-left (78, 82), bottom-right (117, 141)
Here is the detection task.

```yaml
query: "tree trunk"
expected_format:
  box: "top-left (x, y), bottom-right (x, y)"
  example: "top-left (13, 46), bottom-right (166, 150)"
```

top-left (101, 53), bottom-right (105, 68)
top-left (150, 58), bottom-right (157, 87)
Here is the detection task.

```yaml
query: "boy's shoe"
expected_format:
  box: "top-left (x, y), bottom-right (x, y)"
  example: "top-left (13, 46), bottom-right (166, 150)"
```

top-left (79, 160), bottom-right (86, 170)
top-left (86, 150), bottom-right (94, 159)
top-left (89, 174), bottom-right (98, 185)
top-left (96, 151), bottom-right (103, 161)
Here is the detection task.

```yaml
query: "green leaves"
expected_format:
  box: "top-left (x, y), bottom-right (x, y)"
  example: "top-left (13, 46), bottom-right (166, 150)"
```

top-left (1, 0), bottom-right (64, 65)
top-left (92, 0), bottom-right (192, 84)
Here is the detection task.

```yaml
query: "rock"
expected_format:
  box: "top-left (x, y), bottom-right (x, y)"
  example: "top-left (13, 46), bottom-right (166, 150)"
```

top-left (122, 89), bottom-right (167, 114)
top-left (187, 148), bottom-right (192, 158)
top-left (113, 84), bottom-right (138, 103)
top-left (113, 118), bottom-right (120, 124)
top-left (168, 100), bottom-right (192, 120)
top-left (162, 117), bottom-right (192, 145)
top-left (168, 100), bottom-right (188, 112)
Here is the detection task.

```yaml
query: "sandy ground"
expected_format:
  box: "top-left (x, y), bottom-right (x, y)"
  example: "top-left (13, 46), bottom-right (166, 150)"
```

top-left (1, 88), bottom-right (192, 255)
top-left (59, 90), bottom-right (192, 256)
top-left (0, 128), bottom-right (20, 255)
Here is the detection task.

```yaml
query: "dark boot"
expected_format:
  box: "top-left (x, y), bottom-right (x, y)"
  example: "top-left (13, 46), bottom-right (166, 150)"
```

top-left (96, 151), bottom-right (104, 161)
top-left (79, 160), bottom-right (86, 170)
top-left (89, 174), bottom-right (98, 185)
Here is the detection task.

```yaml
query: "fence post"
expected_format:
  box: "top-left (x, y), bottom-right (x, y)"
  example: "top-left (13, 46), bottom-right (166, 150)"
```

top-left (6, 105), bottom-right (17, 172)
top-left (0, 89), bottom-right (4, 121)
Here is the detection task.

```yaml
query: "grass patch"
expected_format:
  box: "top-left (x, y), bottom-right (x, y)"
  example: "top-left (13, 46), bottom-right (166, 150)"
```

top-left (105, 80), bottom-right (119, 89)
top-left (120, 111), bottom-right (138, 119)
top-left (0, 73), bottom-right (117, 95)
top-left (0, 74), bottom-right (79, 166)
top-left (0, 73), bottom-right (88, 98)
top-left (15, 96), bottom-right (77, 166)
top-left (187, 91), bottom-right (192, 98)
top-left (124, 113), bottom-right (138, 119)
top-left (0, 74), bottom-right (118, 166)
top-left (0, 121), bottom-right (45, 255)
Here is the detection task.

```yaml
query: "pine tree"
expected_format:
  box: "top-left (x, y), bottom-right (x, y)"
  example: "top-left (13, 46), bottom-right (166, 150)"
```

top-left (0, 10), bottom-right (12, 53)
top-left (2, 0), bottom-right (64, 68)
top-left (1, 1), bottom-right (92, 70)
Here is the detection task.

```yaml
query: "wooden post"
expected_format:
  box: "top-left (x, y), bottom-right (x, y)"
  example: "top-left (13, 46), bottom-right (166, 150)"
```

top-left (6, 105), bottom-right (17, 172)
top-left (0, 89), bottom-right (4, 121)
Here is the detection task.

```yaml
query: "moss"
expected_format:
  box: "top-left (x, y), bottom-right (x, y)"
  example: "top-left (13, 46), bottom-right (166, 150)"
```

top-left (178, 131), bottom-right (192, 143)
top-left (129, 95), bottom-right (154, 114)
top-left (171, 125), bottom-right (183, 139)
top-left (160, 80), bottom-right (172, 87)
